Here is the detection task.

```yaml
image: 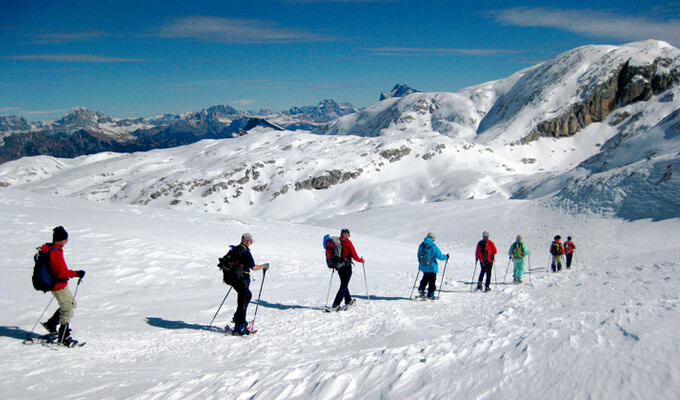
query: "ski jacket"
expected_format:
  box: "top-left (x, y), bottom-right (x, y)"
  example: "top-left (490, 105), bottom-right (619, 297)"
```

top-left (233, 243), bottom-right (255, 275)
top-left (508, 241), bottom-right (531, 259)
top-left (564, 241), bottom-right (576, 255)
top-left (341, 237), bottom-right (363, 265)
top-left (41, 243), bottom-right (77, 291)
top-left (475, 239), bottom-right (497, 264)
top-left (418, 236), bottom-right (447, 273)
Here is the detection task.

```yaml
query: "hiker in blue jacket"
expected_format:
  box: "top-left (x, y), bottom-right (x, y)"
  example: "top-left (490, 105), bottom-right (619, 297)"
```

top-left (417, 232), bottom-right (449, 299)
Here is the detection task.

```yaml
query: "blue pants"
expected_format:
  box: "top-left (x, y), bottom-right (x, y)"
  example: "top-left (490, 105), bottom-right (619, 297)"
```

top-left (332, 264), bottom-right (352, 307)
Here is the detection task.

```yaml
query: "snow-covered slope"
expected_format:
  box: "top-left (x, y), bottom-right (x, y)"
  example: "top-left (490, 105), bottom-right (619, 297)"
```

top-left (1, 188), bottom-right (678, 399)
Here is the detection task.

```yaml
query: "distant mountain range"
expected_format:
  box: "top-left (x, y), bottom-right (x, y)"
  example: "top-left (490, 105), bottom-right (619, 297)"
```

top-left (0, 100), bottom-right (360, 163)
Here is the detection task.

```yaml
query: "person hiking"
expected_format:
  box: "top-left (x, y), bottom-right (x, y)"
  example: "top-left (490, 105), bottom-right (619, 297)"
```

top-left (564, 236), bottom-right (576, 269)
top-left (508, 235), bottom-right (531, 284)
top-left (225, 233), bottom-right (269, 335)
top-left (550, 235), bottom-right (565, 272)
top-left (417, 232), bottom-right (449, 299)
top-left (40, 226), bottom-right (86, 346)
top-left (475, 231), bottom-right (497, 292)
top-left (331, 228), bottom-right (364, 311)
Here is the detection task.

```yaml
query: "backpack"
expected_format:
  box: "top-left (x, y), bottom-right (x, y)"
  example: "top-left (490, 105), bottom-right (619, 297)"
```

top-left (418, 242), bottom-right (435, 265)
top-left (218, 245), bottom-right (247, 286)
top-left (478, 240), bottom-right (489, 263)
top-left (511, 242), bottom-right (525, 259)
top-left (550, 242), bottom-right (563, 256)
top-left (32, 247), bottom-right (58, 292)
top-left (324, 234), bottom-right (344, 269)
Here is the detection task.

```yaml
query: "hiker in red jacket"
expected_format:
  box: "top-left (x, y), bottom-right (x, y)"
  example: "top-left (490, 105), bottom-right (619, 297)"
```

top-left (41, 226), bottom-right (85, 345)
top-left (475, 231), bottom-right (497, 292)
top-left (331, 228), bottom-right (364, 311)
top-left (564, 236), bottom-right (576, 269)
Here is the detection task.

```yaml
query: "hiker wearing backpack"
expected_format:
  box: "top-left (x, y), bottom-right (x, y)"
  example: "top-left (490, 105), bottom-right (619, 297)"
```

top-left (221, 233), bottom-right (269, 335)
top-left (475, 231), bottom-right (497, 292)
top-left (331, 228), bottom-right (364, 311)
top-left (508, 235), bottom-right (531, 284)
top-left (550, 235), bottom-right (565, 272)
top-left (417, 233), bottom-right (449, 299)
top-left (564, 236), bottom-right (576, 269)
top-left (40, 226), bottom-right (86, 346)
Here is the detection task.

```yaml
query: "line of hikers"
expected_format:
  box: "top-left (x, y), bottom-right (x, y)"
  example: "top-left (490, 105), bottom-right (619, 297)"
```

top-left (32, 226), bottom-right (576, 340)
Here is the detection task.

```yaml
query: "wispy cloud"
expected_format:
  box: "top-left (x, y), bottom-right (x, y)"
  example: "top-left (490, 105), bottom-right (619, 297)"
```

top-left (154, 16), bottom-right (335, 43)
top-left (366, 47), bottom-right (523, 57)
top-left (490, 7), bottom-right (680, 45)
top-left (5, 54), bottom-right (146, 63)
top-left (232, 99), bottom-right (256, 106)
top-left (30, 31), bottom-right (109, 44)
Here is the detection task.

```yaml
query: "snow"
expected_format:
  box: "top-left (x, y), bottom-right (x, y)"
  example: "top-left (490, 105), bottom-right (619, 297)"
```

top-left (1, 184), bottom-right (679, 399)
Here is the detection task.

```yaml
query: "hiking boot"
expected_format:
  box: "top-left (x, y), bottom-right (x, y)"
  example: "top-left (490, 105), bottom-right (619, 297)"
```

top-left (418, 290), bottom-right (426, 297)
top-left (476, 283), bottom-right (483, 291)
top-left (517, 278), bottom-right (522, 284)
top-left (41, 321), bottom-right (58, 334)
top-left (426, 291), bottom-right (435, 299)
top-left (233, 323), bottom-right (251, 336)
top-left (331, 304), bottom-right (343, 312)
top-left (346, 299), bottom-right (356, 307)
top-left (484, 286), bottom-right (491, 292)
top-left (57, 324), bottom-right (73, 344)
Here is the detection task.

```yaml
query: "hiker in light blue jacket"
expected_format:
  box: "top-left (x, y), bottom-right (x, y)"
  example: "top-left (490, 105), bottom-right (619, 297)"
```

top-left (508, 234), bottom-right (531, 284)
top-left (417, 233), bottom-right (449, 298)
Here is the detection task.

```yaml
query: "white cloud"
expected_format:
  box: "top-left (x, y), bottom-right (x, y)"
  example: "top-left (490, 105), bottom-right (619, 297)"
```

top-left (232, 99), bottom-right (256, 106)
top-left (366, 47), bottom-right (523, 57)
top-left (490, 7), bottom-right (680, 45)
top-left (30, 31), bottom-right (109, 44)
top-left (5, 54), bottom-right (145, 63)
top-left (155, 16), bottom-right (334, 43)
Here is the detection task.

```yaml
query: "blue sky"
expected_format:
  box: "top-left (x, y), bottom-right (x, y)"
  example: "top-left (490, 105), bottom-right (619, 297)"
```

top-left (1, 0), bottom-right (679, 121)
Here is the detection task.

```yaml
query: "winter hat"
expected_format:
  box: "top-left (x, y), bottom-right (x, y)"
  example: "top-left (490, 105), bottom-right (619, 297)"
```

top-left (53, 226), bottom-right (68, 242)
top-left (567, 236), bottom-right (572, 241)
top-left (554, 235), bottom-right (561, 240)
top-left (341, 228), bottom-right (350, 236)
top-left (241, 233), bottom-right (254, 242)
top-left (516, 234), bottom-right (523, 242)
top-left (427, 232), bottom-right (436, 240)
top-left (482, 231), bottom-right (490, 238)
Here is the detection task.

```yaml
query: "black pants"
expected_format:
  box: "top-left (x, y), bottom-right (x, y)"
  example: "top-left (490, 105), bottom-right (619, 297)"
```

top-left (232, 276), bottom-right (252, 325)
top-left (419, 272), bottom-right (437, 293)
top-left (478, 261), bottom-right (493, 289)
top-left (566, 253), bottom-right (573, 269)
top-left (332, 264), bottom-right (352, 307)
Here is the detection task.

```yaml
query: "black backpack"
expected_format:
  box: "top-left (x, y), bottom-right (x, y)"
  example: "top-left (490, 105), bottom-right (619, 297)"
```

top-left (218, 245), bottom-right (247, 286)
top-left (324, 235), bottom-right (344, 269)
top-left (478, 240), bottom-right (489, 263)
top-left (32, 247), bottom-right (58, 292)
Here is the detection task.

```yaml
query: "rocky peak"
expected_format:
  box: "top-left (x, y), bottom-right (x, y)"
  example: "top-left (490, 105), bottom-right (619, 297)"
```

top-left (380, 84), bottom-right (420, 101)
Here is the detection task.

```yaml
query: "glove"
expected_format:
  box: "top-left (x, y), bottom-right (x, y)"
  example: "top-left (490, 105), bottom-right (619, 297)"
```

top-left (76, 270), bottom-right (86, 278)
top-left (446, 254), bottom-right (450, 260)
top-left (263, 263), bottom-right (270, 270)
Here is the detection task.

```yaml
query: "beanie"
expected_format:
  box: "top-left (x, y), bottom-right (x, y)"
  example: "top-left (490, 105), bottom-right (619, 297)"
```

top-left (53, 226), bottom-right (68, 242)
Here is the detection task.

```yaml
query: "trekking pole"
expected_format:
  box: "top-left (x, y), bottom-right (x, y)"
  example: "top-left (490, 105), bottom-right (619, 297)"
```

top-left (248, 268), bottom-right (267, 331)
top-left (409, 271), bottom-right (421, 299)
top-left (470, 260), bottom-right (478, 292)
top-left (58, 278), bottom-right (83, 344)
top-left (208, 286), bottom-right (232, 328)
top-left (362, 262), bottom-right (371, 308)
top-left (25, 296), bottom-right (55, 341)
top-left (503, 259), bottom-right (511, 283)
top-left (324, 269), bottom-right (335, 308)
top-left (436, 258), bottom-right (449, 299)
